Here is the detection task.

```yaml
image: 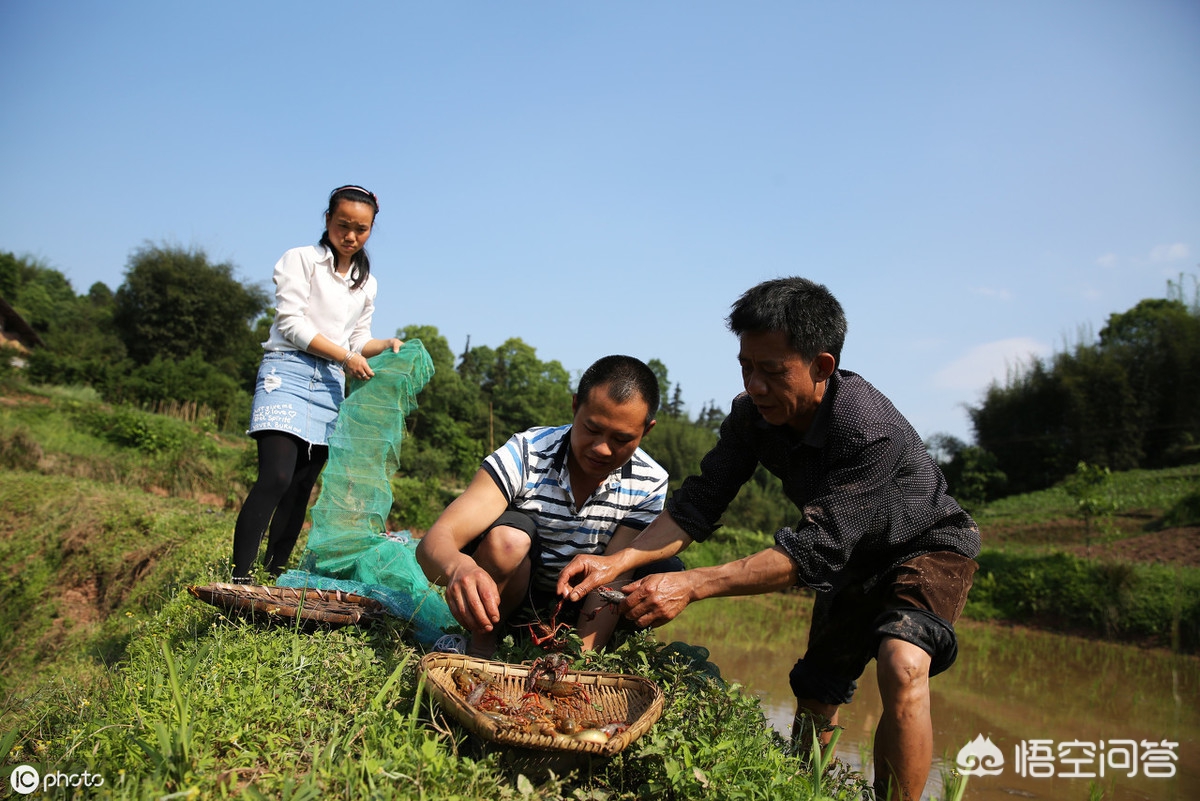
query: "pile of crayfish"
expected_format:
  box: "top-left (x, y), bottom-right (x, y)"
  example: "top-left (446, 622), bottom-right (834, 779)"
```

top-left (451, 653), bottom-right (630, 745)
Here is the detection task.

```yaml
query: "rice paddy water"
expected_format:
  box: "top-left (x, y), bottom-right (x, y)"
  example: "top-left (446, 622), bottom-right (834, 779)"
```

top-left (658, 592), bottom-right (1200, 800)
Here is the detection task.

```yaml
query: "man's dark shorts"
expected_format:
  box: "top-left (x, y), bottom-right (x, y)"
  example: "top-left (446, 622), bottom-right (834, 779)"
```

top-left (467, 509), bottom-right (684, 632)
top-left (789, 551), bottom-right (977, 706)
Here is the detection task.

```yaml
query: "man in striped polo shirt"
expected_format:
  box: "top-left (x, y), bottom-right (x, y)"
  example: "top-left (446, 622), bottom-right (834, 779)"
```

top-left (415, 354), bottom-right (678, 657)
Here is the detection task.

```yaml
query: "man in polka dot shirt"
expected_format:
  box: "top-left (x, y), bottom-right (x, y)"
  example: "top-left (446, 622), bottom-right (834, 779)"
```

top-left (559, 276), bottom-right (981, 801)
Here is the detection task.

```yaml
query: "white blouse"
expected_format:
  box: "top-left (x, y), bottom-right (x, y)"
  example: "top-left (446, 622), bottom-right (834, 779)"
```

top-left (261, 244), bottom-right (378, 354)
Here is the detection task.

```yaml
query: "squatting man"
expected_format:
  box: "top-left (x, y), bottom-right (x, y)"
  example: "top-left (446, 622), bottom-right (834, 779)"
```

top-left (559, 277), bottom-right (980, 801)
top-left (416, 355), bottom-right (682, 657)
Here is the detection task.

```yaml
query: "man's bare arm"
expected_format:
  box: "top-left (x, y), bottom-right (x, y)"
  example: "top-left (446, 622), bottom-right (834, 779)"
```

top-left (415, 470), bottom-right (509, 632)
top-left (557, 510), bottom-right (695, 602)
top-left (622, 545), bottom-right (799, 628)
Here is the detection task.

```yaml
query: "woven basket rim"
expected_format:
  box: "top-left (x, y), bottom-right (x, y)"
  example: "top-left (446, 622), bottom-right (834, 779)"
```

top-left (188, 582), bottom-right (384, 626)
top-left (419, 652), bottom-right (663, 757)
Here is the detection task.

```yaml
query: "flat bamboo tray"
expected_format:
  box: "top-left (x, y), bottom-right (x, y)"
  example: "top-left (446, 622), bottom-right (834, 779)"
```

top-left (419, 653), bottom-right (663, 760)
top-left (188, 582), bottom-right (384, 627)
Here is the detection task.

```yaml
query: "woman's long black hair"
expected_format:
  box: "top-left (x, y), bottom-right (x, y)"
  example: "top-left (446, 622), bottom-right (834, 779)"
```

top-left (319, 185), bottom-right (379, 291)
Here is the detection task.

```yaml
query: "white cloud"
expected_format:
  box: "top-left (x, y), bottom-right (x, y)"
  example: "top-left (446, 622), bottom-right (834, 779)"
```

top-left (969, 286), bottom-right (1013, 301)
top-left (1148, 243), bottom-right (1190, 263)
top-left (933, 337), bottom-right (1052, 391)
top-left (1096, 252), bottom-right (1119, 269)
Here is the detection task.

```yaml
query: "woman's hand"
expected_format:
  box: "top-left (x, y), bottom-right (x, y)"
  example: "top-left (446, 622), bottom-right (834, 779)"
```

top-left (345, 337), bottom-right (405, 379)
top-left (343, 350), bottom-right (374, 380)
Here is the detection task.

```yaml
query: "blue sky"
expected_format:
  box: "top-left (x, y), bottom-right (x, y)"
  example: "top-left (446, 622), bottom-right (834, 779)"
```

top-left (1, 1), bottom-right (1197, 442)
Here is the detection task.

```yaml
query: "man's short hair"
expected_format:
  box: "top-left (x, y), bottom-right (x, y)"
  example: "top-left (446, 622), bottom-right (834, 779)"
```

top-left (576, 355), bottom-right (660, 426)
top-left (727, 277), bottom-right (847, 366)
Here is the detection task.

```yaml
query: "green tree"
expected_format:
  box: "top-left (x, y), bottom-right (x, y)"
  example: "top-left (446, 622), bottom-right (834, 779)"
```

top-left (641, 416), bottom-right (718, 492)
top-left (695, 401), bottom-right (726, 433)
top-left (400, 324), bottom-right (485, 481)
top-left (1, 251), bottom-right (128, 387)
top-left (1098, 296), bottom-right (1200, 465)
top-left (0, 252), bottom-right (103, 346)
top-left (461, 338), bottom-right (572, 446)
top-left (107, 351), bottom-right (251, 431)
top-left (647, 358), bottom-right (671, 409)
top-left (925, 432), bottom-right (967, 467)
top-left (112, 244), bottom-right (269, 385)
top-left (971, 282), bottom-right (1200, 495)
top-left (723, 466), bottom-right (802, 535)
top-left (1063, 461), bottom-right (1119, 552)
top-left (923, 433), bottom-right (1007, 511)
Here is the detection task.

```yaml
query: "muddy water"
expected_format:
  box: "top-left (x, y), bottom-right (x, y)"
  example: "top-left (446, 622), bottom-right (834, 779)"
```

top-left (656, 593), bottom-right (1199, 800)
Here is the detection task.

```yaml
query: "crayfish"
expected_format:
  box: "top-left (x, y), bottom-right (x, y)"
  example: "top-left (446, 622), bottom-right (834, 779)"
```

top-left (519, 586), bottom-right (631, 648)
top-left (524, 653), bottom-right (571, 693)
top-left (583, 586), bottom-right (627, 621)
top-left (518, 597), bottom-right (572, 650)
top-left (453, 654), bottom-right (634, 744)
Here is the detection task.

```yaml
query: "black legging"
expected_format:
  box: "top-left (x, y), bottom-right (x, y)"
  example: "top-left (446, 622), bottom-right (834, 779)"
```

top-left (231, 432), bottom-right (328, 579)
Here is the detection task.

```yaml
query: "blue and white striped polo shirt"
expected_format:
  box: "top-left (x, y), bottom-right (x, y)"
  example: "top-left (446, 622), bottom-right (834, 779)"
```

top-left (482, 425), bottom-right (668, 591)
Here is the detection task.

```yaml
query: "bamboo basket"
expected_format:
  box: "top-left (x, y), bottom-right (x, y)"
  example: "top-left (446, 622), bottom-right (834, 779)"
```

top-left (419, 653), bottom-right (663, 769)
top-left (188, 582), bottom-right (385, 627)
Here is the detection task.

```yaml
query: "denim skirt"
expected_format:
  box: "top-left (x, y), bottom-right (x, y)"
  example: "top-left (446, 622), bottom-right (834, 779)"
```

top-left (248, 350), bottom-right (345, 445)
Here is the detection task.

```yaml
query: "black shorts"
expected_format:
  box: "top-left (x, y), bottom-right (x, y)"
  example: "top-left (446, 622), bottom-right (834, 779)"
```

top-left (467, 509), bottom-right (684, 631)
top-left (788, 551), bottom-right (977, 706)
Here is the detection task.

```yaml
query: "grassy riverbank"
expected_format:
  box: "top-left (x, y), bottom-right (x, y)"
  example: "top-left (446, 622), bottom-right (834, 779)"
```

top-left (2, 383), bottom-right (1195, 798)
top-left (1, 386), bottom-right (872, 799)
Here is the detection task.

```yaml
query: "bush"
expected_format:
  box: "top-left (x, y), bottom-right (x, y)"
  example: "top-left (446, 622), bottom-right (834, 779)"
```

top-left (683, 527), bottom-right (776, 569)
top-left (1162, 491), bottom-right (1200, 527)
top-left (966, 550), bottom-right (1200, 651)
top-left (0, 427), bottom-right (43, 471)
top-left (108, 351), bottom-right (251, 432)
top-left (389, 476), bottom-right (453, 532)
top-left (73, 406), bottom-right (195, 454)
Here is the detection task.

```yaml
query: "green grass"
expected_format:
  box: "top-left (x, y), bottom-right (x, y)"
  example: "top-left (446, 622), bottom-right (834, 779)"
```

top-left (0, 392), bottom-right (255, 504)
top-left (0, 470), bottom-right (239, 701)
top-left (686, 466), bottom-right (1200, 652)
top-left (1, 383), bottom-right (1195, 797)
top-left (0, 388), bottom-right (871, 800)
top-left (973, 463), bottom-right (1200, 545)
top-left (6, 585), bottom-right (872, 799)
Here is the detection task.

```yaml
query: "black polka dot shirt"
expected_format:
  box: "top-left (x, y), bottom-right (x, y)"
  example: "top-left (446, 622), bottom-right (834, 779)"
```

top-left (665, 370), bottom-right (981, 593)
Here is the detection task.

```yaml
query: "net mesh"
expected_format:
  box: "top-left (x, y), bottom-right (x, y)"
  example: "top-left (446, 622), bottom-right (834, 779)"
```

top-left (276, 341), bottom-right (456, 644)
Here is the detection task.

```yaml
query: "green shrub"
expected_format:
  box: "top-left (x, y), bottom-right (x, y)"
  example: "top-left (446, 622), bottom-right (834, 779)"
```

top-left (683, 526), bottom-right (776, 569)
top-left (0, 426), bottom-right (42, 470)
top-left (1162, 490), bottom-right (1200, 527)
top-left (966, 550), bottom-right (1200, 651)
top-left (73, 405), bottom-right (193, 454)
top-left (389, 476), bottom-right (453, 531)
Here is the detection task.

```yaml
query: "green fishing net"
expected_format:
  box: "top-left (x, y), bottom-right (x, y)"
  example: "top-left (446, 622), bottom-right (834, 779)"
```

top-left (277, 341), bottom-right (457, 644)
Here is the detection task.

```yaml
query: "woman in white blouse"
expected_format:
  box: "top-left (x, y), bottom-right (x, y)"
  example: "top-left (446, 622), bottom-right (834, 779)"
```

top-left (231, 185), bottom-right (402, 582)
